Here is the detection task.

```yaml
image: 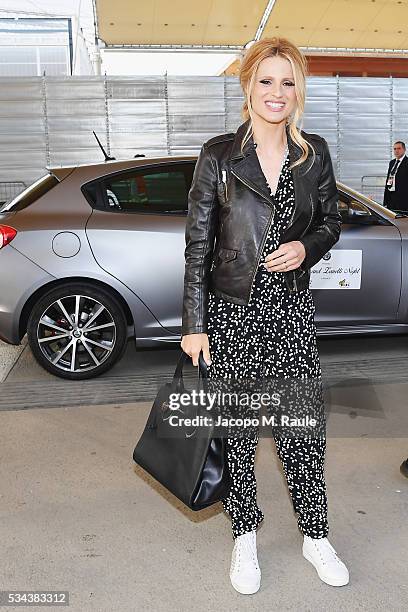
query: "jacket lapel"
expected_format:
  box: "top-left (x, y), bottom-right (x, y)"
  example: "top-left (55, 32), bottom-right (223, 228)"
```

top-left (228, 118), bottom-right (305, 208)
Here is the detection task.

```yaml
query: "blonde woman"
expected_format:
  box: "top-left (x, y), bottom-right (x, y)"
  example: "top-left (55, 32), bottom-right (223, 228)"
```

top-left (180, 37), bottom-right (349, 594)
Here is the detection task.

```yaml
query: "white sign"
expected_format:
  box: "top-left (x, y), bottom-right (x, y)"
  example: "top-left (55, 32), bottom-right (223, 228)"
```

top-left (309, 249), bottom-right (362, 289)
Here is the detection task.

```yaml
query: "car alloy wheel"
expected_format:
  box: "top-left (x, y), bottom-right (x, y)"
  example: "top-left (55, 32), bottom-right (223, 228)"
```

top-left (27, 283), bottom-right (128, 380)
top-left (37, 293), bottom-right (116, 372)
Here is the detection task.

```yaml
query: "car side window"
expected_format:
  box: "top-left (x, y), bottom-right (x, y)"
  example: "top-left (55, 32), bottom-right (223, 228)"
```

top-left (100, 163), bottom-right (194, 214)
top-left (338, 195), bottom-right (374, 223)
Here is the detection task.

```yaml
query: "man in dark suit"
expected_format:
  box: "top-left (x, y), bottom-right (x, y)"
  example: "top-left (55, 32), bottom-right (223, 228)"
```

top-left (383, 141), bottom-right (408, 211)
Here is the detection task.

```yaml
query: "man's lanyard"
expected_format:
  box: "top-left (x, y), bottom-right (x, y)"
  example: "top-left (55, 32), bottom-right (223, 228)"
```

top-left (390, 158), bottom-right (401, 176)
top-left (387, 157), bottom-right (403, 190)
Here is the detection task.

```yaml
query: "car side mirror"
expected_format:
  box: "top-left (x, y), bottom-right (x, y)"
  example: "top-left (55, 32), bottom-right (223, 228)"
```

top-left (349, 207), bottom-right (370, 217)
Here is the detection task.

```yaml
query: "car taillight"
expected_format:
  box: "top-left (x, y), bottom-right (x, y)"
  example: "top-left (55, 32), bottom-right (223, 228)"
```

top-left (0, 225), bottom-right (17, 249)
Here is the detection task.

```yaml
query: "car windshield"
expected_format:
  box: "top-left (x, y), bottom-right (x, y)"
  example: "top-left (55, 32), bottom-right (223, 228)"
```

top-left (336, 181), bottom-right (400, 218)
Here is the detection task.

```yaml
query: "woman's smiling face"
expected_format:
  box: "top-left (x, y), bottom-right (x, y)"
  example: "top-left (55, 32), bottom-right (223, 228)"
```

top-left (249, 55), bottom-right (297, 125)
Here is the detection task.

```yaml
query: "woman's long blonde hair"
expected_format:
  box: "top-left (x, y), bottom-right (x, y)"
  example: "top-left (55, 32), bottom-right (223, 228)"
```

top-left (239, 36), bottom-right (315, 170)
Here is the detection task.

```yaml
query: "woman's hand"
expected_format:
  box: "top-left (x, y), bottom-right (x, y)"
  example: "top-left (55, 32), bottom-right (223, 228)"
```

top-left (263, 240), bottom-right (306, 272)
top-left (180, 333), bottom-right (212, 367)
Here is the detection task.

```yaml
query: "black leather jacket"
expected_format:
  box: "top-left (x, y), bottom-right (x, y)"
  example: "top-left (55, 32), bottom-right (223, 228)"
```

top-left (181, 118), bottom-right (342, 336)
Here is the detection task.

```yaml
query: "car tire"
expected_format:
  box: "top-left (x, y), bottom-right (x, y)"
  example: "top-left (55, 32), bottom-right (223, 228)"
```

top-left (27, 282), bottom-right (128, 380)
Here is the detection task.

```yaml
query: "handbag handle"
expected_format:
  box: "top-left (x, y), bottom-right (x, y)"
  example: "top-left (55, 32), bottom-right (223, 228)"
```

top-left (150, 351), bottom-right (211, 435)
top-left (172, 349), bottom-right (209, 395)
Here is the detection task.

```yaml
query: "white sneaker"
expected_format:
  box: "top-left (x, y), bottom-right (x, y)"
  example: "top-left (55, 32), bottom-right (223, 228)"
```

top-left (229, 530), bottom-right (261, 594)
top-left (302, 535), bottom-right (349, 586)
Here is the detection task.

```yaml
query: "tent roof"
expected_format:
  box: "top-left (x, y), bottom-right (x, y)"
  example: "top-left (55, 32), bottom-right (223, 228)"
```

top-left (95, 0), bottom-right (408, 53)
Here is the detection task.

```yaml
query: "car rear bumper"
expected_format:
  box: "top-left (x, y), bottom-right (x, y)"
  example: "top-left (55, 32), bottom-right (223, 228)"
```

top-left (0, 245), bottom-right (55, 344)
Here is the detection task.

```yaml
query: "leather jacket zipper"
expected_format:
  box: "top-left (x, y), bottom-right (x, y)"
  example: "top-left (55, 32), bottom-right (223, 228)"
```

top-left (299, 193), bottom-right (315, 239)
top-left (230, 168), bottom-right (276, 209)
top-left (248, 208), bottom-right (275, 299)
top-left (228, 169), bottom-right (316, 297)
top-left (230, 167), bottom-right (276, 300)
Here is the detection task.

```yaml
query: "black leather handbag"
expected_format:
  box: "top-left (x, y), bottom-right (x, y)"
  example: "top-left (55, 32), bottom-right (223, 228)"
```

top-left (132, 350), bottom-right (230, 511)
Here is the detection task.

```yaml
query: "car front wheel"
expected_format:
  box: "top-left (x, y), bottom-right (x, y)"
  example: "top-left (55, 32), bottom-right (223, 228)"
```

top-left (27, 283), bottom-right (128, 380)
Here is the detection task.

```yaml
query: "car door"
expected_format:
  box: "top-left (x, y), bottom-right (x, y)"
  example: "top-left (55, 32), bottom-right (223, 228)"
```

top-left (85, 161), bottom-right (194, 333)
top-left (312, 191), bottom-right (402, 327)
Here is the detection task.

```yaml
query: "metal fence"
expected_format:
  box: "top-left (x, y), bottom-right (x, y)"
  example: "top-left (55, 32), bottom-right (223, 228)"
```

top-left (0, 181), bottom-right (27, 204)
top-left (0, 74), bottom-right (406, 202)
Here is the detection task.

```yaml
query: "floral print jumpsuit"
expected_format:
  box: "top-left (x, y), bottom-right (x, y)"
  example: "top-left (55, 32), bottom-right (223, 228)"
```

top-left (206, 146), bottom-right (329, 540)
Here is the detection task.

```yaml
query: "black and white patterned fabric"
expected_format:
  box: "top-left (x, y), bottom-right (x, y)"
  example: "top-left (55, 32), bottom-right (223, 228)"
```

top-left (206, 148), bottom-right (329, 540)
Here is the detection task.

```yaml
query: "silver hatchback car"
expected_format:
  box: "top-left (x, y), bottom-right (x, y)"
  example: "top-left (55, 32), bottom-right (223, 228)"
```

top-left (1, 154), bottom-right (408, 380)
